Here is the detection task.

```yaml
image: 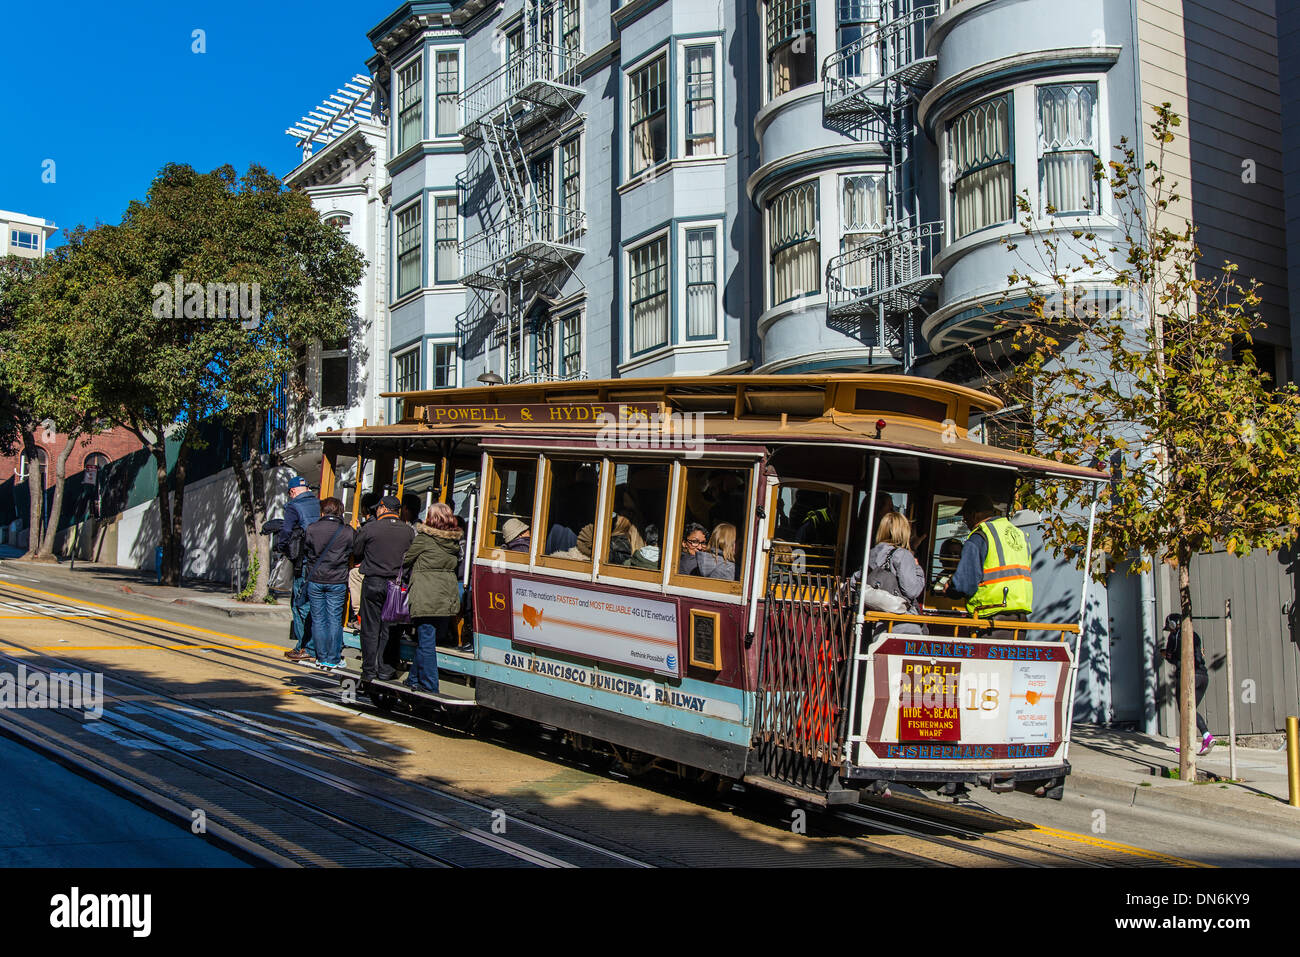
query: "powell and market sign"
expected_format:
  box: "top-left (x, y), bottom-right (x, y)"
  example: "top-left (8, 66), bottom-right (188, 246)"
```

top-left (415, 402), bottom-right (664, 426)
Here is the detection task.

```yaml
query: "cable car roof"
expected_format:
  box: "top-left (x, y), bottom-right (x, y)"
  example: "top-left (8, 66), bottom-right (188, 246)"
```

top-left (323, 374), bottom-right (1107, 482)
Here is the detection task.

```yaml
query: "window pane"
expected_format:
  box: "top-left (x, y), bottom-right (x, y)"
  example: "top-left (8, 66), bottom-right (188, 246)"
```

top-left (685, 227), bottom-right (717, 338)
top-left (488, 458), bottom-right (538, 552)
top-left (431, 343), bottom-right (456, 388)
top-left (320, 354), bottom-right (348, 407)
top-left (841, 173), bottom-right (886, 231)
top-left (949, 96), bottom-right (1012, 238)
top-left (606, 463), bottom-right (671, 568)
top-left (560, 313), bottom-right (581, 375)
top-left (1038, 84), bottom-right (1098, 213)
top-left (769, 181), bottom-right (820, 304)
top-left (434, 196), bottom-right (458, 282)
top-left (767, 0), bottom-right (816, 97)
top-left (560, 138), bottom-right (582, 241)
top-left (676, 466), bottom-right (749, 582)
top-left (397, 204), bottom-right (422, 296)
top-left (398, 58), bottom-right (423, 152)
top-left (543, 460), bottom-right (601, 560)
top-left (394, 350), bottom-right (420, 392)
top-left (629, 55), bottom-right (668, 174)
top-left (685, 45), bottom-right (716, 156)
top-left (435, 51), bottom-right (459, 137)
top-left (769, 484), bottom-right (846, 575)
top-left (630, 237), bottom-right (668, 353)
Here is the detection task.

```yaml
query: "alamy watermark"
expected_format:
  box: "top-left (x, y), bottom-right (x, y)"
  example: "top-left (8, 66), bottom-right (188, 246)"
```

top-left (595, 409), bottom-right (705, 458)
top-left (0, 665), bottom-right (103, 719)
top-left (151, 274), bottom-right (261, 329)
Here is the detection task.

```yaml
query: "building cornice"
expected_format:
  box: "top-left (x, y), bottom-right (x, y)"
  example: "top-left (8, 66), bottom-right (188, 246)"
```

top-left (918, 46), bottom-right (1122, 138)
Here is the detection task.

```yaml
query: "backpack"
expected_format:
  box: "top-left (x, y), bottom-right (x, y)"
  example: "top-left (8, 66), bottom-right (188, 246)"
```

top-left (868, 547), bottom-right (917, 613)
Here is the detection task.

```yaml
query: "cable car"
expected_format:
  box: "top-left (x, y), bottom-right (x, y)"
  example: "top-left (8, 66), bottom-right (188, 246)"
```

top-left (314, 374), bottom-right (1106, 805)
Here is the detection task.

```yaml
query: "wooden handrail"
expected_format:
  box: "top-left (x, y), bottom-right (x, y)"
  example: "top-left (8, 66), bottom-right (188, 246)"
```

top-left (862, 610), bottom-right (1080, 639)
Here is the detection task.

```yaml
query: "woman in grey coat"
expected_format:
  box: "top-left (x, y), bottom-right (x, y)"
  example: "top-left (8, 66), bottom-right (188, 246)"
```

top-left (401, 502), bottom-right (464, 692)
top-left (865, 512), bottom-right (927, 635)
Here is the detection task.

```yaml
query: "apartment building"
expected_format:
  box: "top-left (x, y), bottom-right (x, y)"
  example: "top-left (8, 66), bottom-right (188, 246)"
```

top-left (347, 0), bottom-right (1289, 729)
top-left (0, 210), bottom-right (58, 260)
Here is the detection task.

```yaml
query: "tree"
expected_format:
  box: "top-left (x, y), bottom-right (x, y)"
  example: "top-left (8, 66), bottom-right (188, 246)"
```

top-left (59, 164), bottom-right (361, 587)
top-left (0, 253), bottom-right (58, 558)
top-left (206, 165), bottom-right (364, 602)
top-left (985, 105), bottom-right (1300, 781)
top-left (3, 231), bottom-right (108, 560)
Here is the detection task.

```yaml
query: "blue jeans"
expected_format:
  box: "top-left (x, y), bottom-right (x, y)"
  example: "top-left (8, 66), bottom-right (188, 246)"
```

top-left (308, 582), bottom-right (347, 666)
top-left (291, 569), bottom-right (314, 654)
top-left (409, 617), bottom-right (445, 692)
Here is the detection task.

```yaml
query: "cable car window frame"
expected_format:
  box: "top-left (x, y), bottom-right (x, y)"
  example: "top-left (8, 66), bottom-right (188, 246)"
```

top-left (478, 453), bottom-right (541, 566)
top-left (666, 461), bottom-right (757, 598)
top-left (597, 457), bottom-right (674, 585)
top-left (766, 479), bottom-right (853, 580)
top-left (535, 454), bottom-right (608, 576)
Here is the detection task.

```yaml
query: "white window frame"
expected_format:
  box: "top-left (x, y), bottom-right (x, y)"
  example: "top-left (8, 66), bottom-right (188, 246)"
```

top-left (766, 179), bottom-right (821, 309)
top-left (677, 38), bottom-right (723, 159)
top-left (625, 47), bottom-right (670, 182)
top-left (432, 193), bottom-right (460, 285)
top-left (392, 345), bottom-right (422, 421)
top-left (394, 197), bottom-right (424, 300)
top-left (946, 93), bottom-right (1014, 242)
top-left (624, 228), bottom-right (672, 360)
top-left (678, 220), bottom-right (723, 341)
top-left (558, 133), bottom-right (584, 243)
top-left (10, 230), bottom-right (39, 251)
top-left (428, 339), bottom-right (458, 389)
top-left (558, 308), bottom-right (584, 377)
top-left (1036, 81), bottom-right (1100, 216)
top-left (431, 46), bottom-right (463, 139)
top-left (393, 50), bottom-right (425, 156)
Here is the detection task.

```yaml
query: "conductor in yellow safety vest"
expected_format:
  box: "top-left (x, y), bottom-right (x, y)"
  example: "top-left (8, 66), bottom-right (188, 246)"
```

top-left (945, 494), bottom-right (1033, 638)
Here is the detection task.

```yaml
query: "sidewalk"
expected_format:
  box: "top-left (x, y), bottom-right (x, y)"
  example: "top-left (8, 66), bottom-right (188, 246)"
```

top-left (0, 547), bottom-right (291, 621)
top-left (1068, 724), bottom-right (1299, 835)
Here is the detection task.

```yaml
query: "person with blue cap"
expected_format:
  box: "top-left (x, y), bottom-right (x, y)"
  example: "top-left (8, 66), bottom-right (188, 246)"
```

top-left (279, 475), bottom-right (321, 661)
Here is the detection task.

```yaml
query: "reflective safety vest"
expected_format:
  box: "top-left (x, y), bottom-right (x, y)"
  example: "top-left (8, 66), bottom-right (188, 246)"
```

top-left (967, 517), bottom-right (1033, 616)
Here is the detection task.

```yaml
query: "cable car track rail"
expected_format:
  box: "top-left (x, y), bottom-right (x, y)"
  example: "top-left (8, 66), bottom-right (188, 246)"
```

top-left (0, 640), bottom-right (652, 868)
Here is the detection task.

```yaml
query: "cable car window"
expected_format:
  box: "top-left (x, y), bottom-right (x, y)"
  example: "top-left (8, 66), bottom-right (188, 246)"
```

top-left (928, 496), bottom-right (967, 597)
top-left (483, 457), bottom-right (537, 561)
top-left (672, 466), bottom-right (750, 590)
top-left (603, 462), bottom-right (671, 575)
top-left (769, 482), bottom-right (849, 577)
top-left (541, 458), bottom-right (603, 568)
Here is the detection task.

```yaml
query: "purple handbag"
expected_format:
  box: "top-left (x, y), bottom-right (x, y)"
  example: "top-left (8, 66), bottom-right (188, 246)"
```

top-left (381, 570), bottom-right (411, 624)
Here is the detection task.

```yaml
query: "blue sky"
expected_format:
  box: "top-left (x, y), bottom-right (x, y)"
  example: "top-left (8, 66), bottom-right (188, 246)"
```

top-left (1, 1), bottom-right (390, 247)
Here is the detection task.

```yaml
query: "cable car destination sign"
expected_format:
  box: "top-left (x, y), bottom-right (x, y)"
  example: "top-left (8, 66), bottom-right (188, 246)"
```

top-left (420, 402), bottom-right (662, 426)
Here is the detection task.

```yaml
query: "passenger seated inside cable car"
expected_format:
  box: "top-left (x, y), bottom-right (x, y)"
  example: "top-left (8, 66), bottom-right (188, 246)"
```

top-left (486, 457), bottom-right (537, 556)
top-left (673, 466), bottom-right (749, 584)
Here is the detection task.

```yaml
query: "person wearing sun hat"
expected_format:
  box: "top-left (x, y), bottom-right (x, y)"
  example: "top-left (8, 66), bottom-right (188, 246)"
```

top-left (502, 518), bottom-right (531, 553)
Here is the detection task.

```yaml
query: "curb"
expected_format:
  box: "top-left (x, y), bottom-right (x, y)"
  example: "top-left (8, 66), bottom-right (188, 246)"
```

top-left (1067, 770), bottom-right (1300, 835)
top-left (119, 585), bottom-right (291, 621)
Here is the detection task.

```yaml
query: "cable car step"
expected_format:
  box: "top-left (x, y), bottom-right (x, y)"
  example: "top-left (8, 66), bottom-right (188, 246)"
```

top-left (743, 774), bottom-right (860, 807)
top-left (367, 678), bottom-right (477, 707)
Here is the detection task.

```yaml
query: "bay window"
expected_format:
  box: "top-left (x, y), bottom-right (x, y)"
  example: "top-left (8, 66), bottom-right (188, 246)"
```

top-left (396, 202), bottom-right (422, 298)
top-left (685, 227), bottom-right (718, 338)
top-left (684, 44), bottom-right (717, 156)
top-left (434, 51), bottom-right (460, 137)
top-left (434, 196), bottom-right (458, 284)
top-left (840, 173), bottom-right (886, 290)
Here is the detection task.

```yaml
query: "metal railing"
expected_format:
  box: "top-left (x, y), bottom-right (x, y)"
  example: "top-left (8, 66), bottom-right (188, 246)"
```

top-left (826, 220), bottom-right (943, 315)
top-left (458, 204), bottom-right (587, 286)
top-left (458, 43), bottom-right (585, 136)
top-left (822, 4), bottom-right (938, 118)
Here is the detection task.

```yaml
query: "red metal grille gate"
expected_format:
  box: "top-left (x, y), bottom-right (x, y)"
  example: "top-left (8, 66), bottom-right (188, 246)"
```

top-left (754, 573), bottom-right (855, 792)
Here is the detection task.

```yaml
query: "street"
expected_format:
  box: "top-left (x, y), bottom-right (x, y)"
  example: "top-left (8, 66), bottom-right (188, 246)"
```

top-left (0, 559), bottom-right (1293, 868)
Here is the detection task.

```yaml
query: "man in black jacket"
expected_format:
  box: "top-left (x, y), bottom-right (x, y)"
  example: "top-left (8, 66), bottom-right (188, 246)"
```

top-left (1163, 613), bottom-right (1213, 755)
top-left (352, 495), bottom-right (416, 681)
top-left (302, 498), bottom-right (355, 669)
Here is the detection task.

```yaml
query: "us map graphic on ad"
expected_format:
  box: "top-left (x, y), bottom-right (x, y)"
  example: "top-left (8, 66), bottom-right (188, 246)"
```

top-left (509, 579), bottom-right (681, 676)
